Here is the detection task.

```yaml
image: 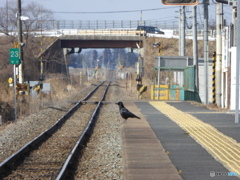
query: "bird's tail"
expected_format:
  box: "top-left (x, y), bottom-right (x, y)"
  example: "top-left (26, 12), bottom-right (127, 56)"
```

top-left (134, 115), bottom-right (140, 119)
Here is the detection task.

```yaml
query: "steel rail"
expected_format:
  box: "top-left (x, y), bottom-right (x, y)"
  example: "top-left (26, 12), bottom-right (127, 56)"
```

top-left (56, 81), bottom-right (111, 180)
top-left (0, 81), bottom-right (105, 176)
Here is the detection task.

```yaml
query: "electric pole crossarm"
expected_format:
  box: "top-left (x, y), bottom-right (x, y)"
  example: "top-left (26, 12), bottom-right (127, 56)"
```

top-left (215, 0), bottom-right (228, 4)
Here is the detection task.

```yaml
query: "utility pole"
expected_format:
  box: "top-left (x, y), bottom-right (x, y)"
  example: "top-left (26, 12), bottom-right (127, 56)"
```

top-left (40, 6), bottom-right (44, 82)
top-left (203, 0), bottom-right (209, 105)
top-left (193, 5), bottom-right (199, 94)
top-left (17, 0), bottom-right (23, 84)
top-left (179, 6), bottom-right (186, 56)
top-left (235, 1), bottom-right (240, 123)
top-left (232, 6), bottom-right (237, 46)
top-left (216, 3), bottom-right (223, 107)
top-left (179, 7), bottom-right (182, 55)
top-left (181, 6), bottom-right (186, 56)
top-left (6, 0), bottom-right (9, 34)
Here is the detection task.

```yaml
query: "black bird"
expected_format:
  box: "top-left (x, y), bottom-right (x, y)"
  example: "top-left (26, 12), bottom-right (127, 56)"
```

top-left (116, 101), bottom-right (140, 120)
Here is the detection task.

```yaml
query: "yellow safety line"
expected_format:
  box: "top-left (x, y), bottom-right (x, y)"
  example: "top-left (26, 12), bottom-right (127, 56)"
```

top-left (149, 101), bottom-right (240, 176)
top-left (184, 111), bottom-right (229, 114)
top-left (178, 114), bottom-right (240, 155)
top-left (175, 111), bottom-right (235, 114)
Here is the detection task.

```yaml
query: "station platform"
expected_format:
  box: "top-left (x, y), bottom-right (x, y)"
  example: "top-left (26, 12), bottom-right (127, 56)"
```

top-left (122, 101), bottom-right (240, 180)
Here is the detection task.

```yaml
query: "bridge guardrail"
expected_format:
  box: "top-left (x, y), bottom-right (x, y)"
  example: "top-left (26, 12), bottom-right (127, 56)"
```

top-left (62, 29), bottom-right (147, 36)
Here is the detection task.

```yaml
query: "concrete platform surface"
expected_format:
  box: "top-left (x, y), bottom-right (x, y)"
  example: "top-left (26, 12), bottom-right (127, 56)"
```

top-left (122, 102), bottom-right (182, 180)
top-left (135, 101), bottom-right (240, 180)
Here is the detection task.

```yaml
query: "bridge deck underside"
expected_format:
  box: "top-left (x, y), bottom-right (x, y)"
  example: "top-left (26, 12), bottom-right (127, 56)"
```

top-left (60, 40), bottom-right (142, 48)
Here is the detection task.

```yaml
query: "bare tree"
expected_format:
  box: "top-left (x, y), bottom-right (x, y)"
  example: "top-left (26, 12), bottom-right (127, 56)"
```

top-left (22, 2), bottom-right (54, 40)
top-left (0, 1), bottom-right (53, 36)
top-left (208, 18), bottom-right (216, 31)
top-left (0, 0), bottom-right (17, 35)
top-left (0, 1), bottom-right (55, 80)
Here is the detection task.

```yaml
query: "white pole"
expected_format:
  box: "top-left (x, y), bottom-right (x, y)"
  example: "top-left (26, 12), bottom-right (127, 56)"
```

top-left (235, 1), bottom-right (240, 123)
top-left (216, 3), bottom-right (223, 107)
top-left (203, 0), bottom-right (209, 105)
top-left (13, 65), bottom-right (17, 122)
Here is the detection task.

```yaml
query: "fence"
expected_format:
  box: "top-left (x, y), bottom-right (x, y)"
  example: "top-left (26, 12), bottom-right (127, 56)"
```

top-left (1, 19), bottom-right (216, 38)
top-left (42, 20), bottom-right (179, 30)
top-left (41, 20), bottom-right (215, 38)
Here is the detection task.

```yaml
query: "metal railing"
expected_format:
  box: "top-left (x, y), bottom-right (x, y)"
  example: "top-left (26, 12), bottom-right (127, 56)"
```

top-left (1, 19), bottom-right (216, 39)
top-left (42, 19), bottom-right (179, 30)
top-left (60, 29), bottom-right (146, 36)
top-left (39, 20), bottom-right (215, 38)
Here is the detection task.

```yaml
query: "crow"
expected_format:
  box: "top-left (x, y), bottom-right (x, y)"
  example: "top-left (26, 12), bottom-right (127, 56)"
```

top-left (116, 101), bottom-right (140, 120)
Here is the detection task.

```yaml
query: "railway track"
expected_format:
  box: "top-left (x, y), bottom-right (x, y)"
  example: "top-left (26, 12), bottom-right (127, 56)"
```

top-left (0, 81), bottom-right (111, 179)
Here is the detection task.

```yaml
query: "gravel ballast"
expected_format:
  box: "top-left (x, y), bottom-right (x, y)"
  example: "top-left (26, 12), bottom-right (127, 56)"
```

top-left (0, 80), bottom-right (136, 179)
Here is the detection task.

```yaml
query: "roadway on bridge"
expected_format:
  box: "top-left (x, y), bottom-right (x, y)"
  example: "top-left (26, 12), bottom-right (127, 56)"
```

top-left (130, 101), bottom-right (240, 180)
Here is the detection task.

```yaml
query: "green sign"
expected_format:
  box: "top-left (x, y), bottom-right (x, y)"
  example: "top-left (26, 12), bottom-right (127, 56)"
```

top-left (9, 48), bottom-right (21, 64)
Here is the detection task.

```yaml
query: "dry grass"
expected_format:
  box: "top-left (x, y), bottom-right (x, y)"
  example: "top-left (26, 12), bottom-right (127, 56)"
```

top-left (0, 37), bottom-right (216, 123)
top-left (140, 37), bottom-right (216, 99)
top-left (0, 72), bottom-right (98, 123)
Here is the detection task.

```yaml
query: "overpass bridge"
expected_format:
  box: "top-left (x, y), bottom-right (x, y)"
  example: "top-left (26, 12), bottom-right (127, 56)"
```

top-left (40, 29), bottom-right (146, 59)
top-left (60, 29), bottom-right (145, 49)
top-left (60, 35), bottom-right (143, 49)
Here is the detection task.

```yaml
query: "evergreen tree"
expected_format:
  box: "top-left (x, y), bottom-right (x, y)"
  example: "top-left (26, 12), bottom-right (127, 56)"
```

top-left (126, 52), bottom-right (138, 67)
top-left (102, 49), bottom-right (112, 65)
top-left (113, 48), bottom-right (126, 67)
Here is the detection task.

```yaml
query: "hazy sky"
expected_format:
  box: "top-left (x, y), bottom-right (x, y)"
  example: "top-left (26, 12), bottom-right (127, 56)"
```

top-left (21, 0), bottom-right (180, 21)
top-left (0, 0), bottom-right (233, 25)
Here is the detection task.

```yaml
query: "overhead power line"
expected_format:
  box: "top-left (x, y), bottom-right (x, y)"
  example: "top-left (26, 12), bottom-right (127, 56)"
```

top-left (53, 7), bottom-right (177, 14)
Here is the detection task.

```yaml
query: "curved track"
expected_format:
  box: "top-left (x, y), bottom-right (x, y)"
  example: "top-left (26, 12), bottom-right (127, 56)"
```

top-left (0, 81), bottom-right (110, 179)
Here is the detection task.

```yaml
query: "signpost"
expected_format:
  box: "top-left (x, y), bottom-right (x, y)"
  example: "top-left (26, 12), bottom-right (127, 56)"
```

top-left (9, 48), bottom-right (20, 65)
top-left (9, 48), bottom-right (20, 122)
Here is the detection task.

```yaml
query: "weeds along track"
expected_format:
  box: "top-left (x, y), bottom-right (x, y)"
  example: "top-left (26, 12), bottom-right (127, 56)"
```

top-left (0, 81), bottom-right (111, 179)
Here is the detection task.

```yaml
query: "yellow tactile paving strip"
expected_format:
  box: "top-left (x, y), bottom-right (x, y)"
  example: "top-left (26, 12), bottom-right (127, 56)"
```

top-left (149, 101), bottom-right (240, 176)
